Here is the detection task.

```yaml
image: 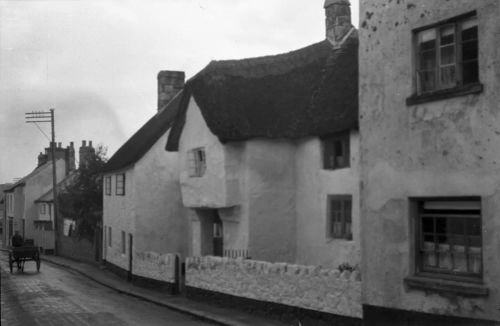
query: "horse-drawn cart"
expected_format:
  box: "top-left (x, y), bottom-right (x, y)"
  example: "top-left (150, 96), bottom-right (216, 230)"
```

top-left (8, 244), bottom-right (41, 273)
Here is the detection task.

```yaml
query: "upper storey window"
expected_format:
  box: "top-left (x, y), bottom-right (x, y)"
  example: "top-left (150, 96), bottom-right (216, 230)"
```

top-left (408, 13), bottom-right (482, 104)
top-left (323, 132), bottom-right (350, 170)
top-left (188, 148), bottom-right (206, 177)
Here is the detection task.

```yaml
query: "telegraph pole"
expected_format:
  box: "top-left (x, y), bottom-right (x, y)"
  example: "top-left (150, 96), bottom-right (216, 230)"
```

top-left (25, 109), bottom-right (59, 255)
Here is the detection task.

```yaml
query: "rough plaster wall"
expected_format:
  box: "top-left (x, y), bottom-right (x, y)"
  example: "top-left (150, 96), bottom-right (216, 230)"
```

top-left (295, 133), bottom-right (360, 269)
top-left (102, 168), bottom-right (135, 270)
top-left (186, 256), bottom-right (362, 318)
top-left (23, 159), bottom-right (66, 240)
top-left (359, 0), bottom-right (500, 321)
top-left (133, 130), bottom-right (189, 258)
top-left (179, 98), bottom-right (248, 256)
top-left (178, 97), bottom-right (239, 208)
top-left (245, 140), bottom-right (297, 263)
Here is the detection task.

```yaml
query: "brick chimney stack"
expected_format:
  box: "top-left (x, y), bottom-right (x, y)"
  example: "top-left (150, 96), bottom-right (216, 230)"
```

top-left (157, 70), bottom-right (185, 112)
top-left (66, 142), bottom-right (76, 173)
top-left (37, 152), bottom-right (49, 167)
top-left (324, 0), bottom-right (352, 46)
top-left (79, 140), bottom-right (95, 168)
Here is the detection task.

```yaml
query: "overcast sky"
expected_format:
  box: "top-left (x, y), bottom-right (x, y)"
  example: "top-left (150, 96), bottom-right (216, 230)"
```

top-left (0, 0), bottom-right (359, 184)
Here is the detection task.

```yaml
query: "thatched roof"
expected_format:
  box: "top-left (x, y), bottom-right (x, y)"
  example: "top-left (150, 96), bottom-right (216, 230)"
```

top-left (166, 32), bottom-right (358, 151)
top-left (102, 91), bottom-right (186, 173)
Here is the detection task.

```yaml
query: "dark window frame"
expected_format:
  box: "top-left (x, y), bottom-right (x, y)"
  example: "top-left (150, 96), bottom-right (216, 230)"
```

top-left (413, 197), bottom-right (483, 282)
top-left (327, 195), bottom-right (353, 240)
top-left (407, 11), bottom-right (482, 105)
top-left (40, 203), bottom-right (46, 214)
top-left (104, 176), bottom-right (112, 196)
top-left (322, 132), bottom-right (350, 170)
top-left (115, 173), bottom-right (125, 196)
top-left (188, 147), bottom-right (206, 177)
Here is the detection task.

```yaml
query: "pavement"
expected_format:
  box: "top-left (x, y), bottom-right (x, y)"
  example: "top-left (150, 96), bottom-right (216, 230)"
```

top-left (38, 254), bottom-right (288, 326)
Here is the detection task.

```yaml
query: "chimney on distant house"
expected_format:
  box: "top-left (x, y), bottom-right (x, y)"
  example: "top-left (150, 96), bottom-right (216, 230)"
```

top-left (37, 152), bottom-right (49, 167)
top-left (79, 140), bottom-right (95, 168)
top-left (157, 70), bottom-right (185, 112)
top-left (65, 142), bottom-right (76, 173)
top-left (324, 0), bottom-right (353, 46)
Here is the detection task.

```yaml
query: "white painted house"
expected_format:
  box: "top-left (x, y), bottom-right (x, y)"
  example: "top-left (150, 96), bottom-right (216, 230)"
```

top-left (102, 71), bottom-right (188, 288)
top-left (166, 0), bottom-right (359, 268)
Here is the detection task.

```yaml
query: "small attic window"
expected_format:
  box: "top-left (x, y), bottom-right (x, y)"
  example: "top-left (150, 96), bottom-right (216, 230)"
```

top-left (188, 148), bottom-right (206, 177)
top-left (322, 132), bottom-right (350, 170)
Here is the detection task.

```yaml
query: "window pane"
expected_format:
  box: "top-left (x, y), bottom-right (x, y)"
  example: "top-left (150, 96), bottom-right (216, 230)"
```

top-left (468, 235), bottom-right (481, 247)
top-left (466, 219), bottom-right (481, 236)
top-left (440, 25), bottom-right (455, 45)
top-left (420, 50), bottom-right (436, 70)
top-left (448, 218), bottom-right (464, 235)
top-left (452, 251), bottom-right (467, 273)
top-left (440, 66), bottom-right (456, 87)
top-left (436, 218), bottom-right (447, 234)
top-left (419, 70), bottom-right (436, 92)
top-left (440, 45), bottom-right (455, 65)
top-left (461, 18), bottom-right (478, 41)
top-left (418, 29), bottom-right (436, 50)
top-left (344, 200), bottom-right (352, 223)
top-left (422, 217), bottom-right (434, 233)
top-left (462, 41), bottom-right (478, 61)
top-left (462, 61), bottom-right (479, 84)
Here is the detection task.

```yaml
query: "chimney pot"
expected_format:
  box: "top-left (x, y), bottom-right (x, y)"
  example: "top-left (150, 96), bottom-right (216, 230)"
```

top-left (82, 140), bottom-right (86, 147)
top-left (89, 140), bottom-right (93, 147)
top-left (324, 0), bottom-right (352, 45)
top-left (70, 141), bottom-right (74, 148)
top-left (157, 70), bottom-right (185, 112)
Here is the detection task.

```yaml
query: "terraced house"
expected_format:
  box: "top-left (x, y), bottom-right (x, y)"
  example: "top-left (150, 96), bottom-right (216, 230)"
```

top-left (101, 71), bottom-right (188, 290)
top-left (359, 0), bottom-right (500, 324)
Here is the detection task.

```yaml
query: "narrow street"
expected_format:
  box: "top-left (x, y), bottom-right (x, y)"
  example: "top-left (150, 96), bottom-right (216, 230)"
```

top-left (0, 251), bottom-right (214, 326)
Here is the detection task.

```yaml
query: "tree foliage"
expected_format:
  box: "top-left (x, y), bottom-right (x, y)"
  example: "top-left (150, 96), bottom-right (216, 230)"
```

top-left (58, 145), bottom-right (107, 240)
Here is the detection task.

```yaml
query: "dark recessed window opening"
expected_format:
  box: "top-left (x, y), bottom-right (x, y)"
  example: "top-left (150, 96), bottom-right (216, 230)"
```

top-left (416, 198), bottom-right (482, 280)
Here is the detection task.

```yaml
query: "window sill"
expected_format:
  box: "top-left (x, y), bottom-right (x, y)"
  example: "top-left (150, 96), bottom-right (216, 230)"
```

top-left (406, 83), bottom-right (483, 105)
top-left (404, 275), bottom-right (489, 297)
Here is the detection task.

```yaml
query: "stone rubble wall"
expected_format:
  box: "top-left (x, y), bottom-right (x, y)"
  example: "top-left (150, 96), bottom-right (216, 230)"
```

top-left (185, 256), bottom-right (362, 318)
top-left (133, 251), bottom-right (177, 283)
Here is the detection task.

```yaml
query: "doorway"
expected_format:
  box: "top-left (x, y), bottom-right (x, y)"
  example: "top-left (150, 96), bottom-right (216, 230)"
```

top-left (198, 209), bottom-right (223, 256)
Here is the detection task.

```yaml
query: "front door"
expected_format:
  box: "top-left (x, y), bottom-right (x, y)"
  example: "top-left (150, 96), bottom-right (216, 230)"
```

top-left (212, 214), bottom-right (223, 256)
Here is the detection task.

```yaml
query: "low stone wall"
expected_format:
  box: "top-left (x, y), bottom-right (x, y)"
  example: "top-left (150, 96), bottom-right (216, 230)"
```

top-left (133, 251), bottom-right (177, 284)
top-left (59, 235), bottom-right (95, 263)
top-left (186, 256), bottom-right (362, 318)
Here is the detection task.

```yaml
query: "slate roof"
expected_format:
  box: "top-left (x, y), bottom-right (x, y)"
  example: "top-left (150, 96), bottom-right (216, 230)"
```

top-left (4, 161), bottom-right (56, 192)
top-left (166, 32), bottom-right (358, 151)
top-left (102, 91), bottom-right (186, 173)
top-left (34, 172), bottom-right (77, 203)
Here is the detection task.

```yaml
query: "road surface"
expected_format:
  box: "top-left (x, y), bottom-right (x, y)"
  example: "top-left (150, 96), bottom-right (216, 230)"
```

top-left (0, 250), bottom-right (214, 326)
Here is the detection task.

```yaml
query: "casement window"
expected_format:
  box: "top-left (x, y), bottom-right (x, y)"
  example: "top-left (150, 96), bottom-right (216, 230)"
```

top-left (323, 133), bottom-right (350, 170)
top-left (416, 198), bottom-right (482, 280)
top-left (121, 231), bottom-right (126, 254)
top-left (39, 203), bottom-right (46, 214)
top-left (6, 194), bottom-right (14, 214)
top-left (188, 147), bottom-right (206, 177)
top-left (415, 13), bottom-right (478, 95)
top-left (104, 176), bottom-right (112, 196)
top-left (108, 227), bottom-right (112, 247)
top-left (115, 174), bottom-right (125, 196)
top-left (327, 195), bottom-right (352, 240)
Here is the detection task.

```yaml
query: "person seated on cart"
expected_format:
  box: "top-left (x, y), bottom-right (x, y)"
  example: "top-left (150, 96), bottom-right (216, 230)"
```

top-left (11, 231), bottom-right (24, 269)
top-left (12, 231), bottom-right (24, 247)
